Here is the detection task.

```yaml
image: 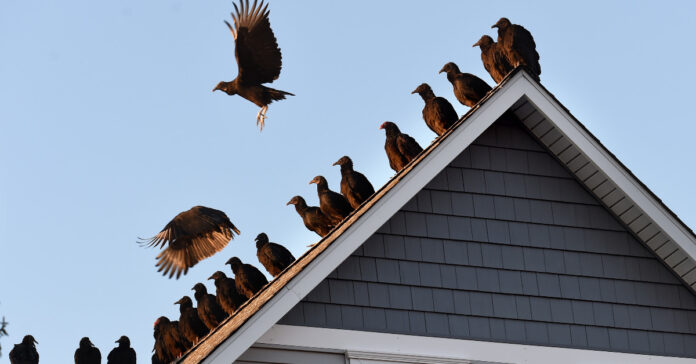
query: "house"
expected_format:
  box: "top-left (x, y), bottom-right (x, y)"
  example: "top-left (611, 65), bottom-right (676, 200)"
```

top-left (179, 68), bottom-right (696, 364)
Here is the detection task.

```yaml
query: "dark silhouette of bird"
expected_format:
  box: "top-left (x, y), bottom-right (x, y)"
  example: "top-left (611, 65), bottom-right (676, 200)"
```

top-left (139, 206), bottom-right (240, 279)
top-left (174, 296), bottom-right (210, 344)
top-left (106, 336), bottom-right (136, 364)
top-left (226, 257), bottom-right (269, 298)
top-left (213, 0), bottom-right (293, 130)
top-left (492, 17), bottom-right (540, 79)
top-left (74, 337), bottom-right (101, 364)
top-left (255, 233), bottom-right (295, 276)
top-left (473, 35), bottom-right (513, 84)
top-left (192, 283), bottom-right (228, 330)
top-left (208, 271), bottom-right (248, 315)
top-left (286, 196), bottom-right (334, 237)
top-left (332, 156), bottom-right (375, 209)
top-left (9, 335), bottom-right (39, 364)
top-left (151, 353), bottom-right (165, 364)
top-left (439, 62), bottom-right (492, 107)
top-left (379, 122), bottom-right (423, 172)
top-left (412, 83), bottom-right (458, 136)
top-left (310, 175), bottom-right (353, 225)
top-left (153, 316), bottom-right (190, 363)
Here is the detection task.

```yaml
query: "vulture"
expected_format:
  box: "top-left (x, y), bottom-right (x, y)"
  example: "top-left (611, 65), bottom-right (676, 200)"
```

top-left (106, 336), bottom-right (136, 364)
top-left (9, 335), bottom-right (39, 364)
top-left (226, 257), bottom-right (269, 298)
top-left (412, 83), bottom-right (458, 136)
top-left (473, 35), bottom-right (513, 84)
top-left (310, 175), bottom-right (353, 225)
top-left (139, 206), bottom-right (240, 279)
top-left (439, 62), bottom-right (492, 107)
top-left (213, 0), bottom-right (293, 130)
top-left (208, 271), bottom-right (248, 315)
top-left (255, 232), bottom-right (296, 276)
top-left (286, 196), bottom-right (334, 237)
top-left (74, 337), bottom-right (101, 364)
top-left (379, 122), bottom-right (423, 172)
top-left (333, 156), bottom-right (375, 209)
top-left (174, 296), bottom-right (210, 344)
top-left (153, 316), bottom-right (190, 363)
top-left (192, 283), bottom-right (229, 330)
top-left (492, 17), bottom-right (541, 79)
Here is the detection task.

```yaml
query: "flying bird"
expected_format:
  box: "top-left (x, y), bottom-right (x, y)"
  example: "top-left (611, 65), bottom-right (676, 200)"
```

top-left (139, 206), bottom-right (240, 279)
top-left (310, 176), bottom-right (354, 225)
top-left (226, 257), bottom-right (269, 298)
top-left (255, 233), bottom-right (295, 276)
top-left (153, 317), bottom-right (190, 363)
top-left (379, 122), bottom-right (423, 172)
top-left (174, 296), bottom-right (210, 345)
top-left (439, 62), bottom-right (492, 107)
top-left (106, 336), bottom-right (136, 364)
top-left (9, 335), bottom-right (39, 364)
top-left (213, 0), bottom-right (294, 130)
top-left (333, 156), bottom-right (375, 209)
top-left (208, 271), bottom-right (248, 315)
top-left (192, 283), bottom-right (229, 330)
top-left (74, 337), bottom-right (101, 364)
top-left (286, 196), bottom-right (334, 237)
top-left (473, 35), bottom-right (513, 84)
top-left (412, 83), bottom-right (458, 136)
top-left (492, 17), bottom-right (541, 79)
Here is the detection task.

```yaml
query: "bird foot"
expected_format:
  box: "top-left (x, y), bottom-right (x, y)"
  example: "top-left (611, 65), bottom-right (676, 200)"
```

top-left (256, 106), bottom-right (268, 131)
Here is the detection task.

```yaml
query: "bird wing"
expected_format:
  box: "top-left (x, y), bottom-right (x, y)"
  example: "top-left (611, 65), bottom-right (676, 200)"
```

top-left (510, 25), bottom-right (540, 74)
top-left (346, 172), bottom-right (375, 203)
top-left (396, 133), bottom-right (423, 161)
top-left (269, 242), bottom-right (295, 267)
top-left (226, 0), bottom-right (283, 85)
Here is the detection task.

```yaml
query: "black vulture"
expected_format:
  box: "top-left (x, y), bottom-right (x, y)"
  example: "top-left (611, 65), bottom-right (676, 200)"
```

top-left (174, 296), bottom-right (210, 344)
top-left (439, 62), bottom-right (492, 107)
top-left (153, 316), bottom-right (190, 363)
top-left (412, 83), bottom-right (458, 136)
top-left (226, 257), bottom-right (269, 298)
top-left (286, 196), bottom-right (334, 237)
top-left (332, 156), bottom-right (375, 209)
top-left (139, 206), bottom-right (240, 279)
top-left (379, 122), bottom-right (423, 172)
top-left (74, 337), bottom-right (101, 364)
top-left (213, 0), bottom-right (293, 130)
top-left (492, 17), bottom-right (541, 79)
top-left (310, 175), bottom-right (353, 225)
top-left (106, 336), bottom-right (136, 364)
top-left (192, 283), bottom-right (229, 330)
top-left (255, 233), bottom-right (296, 276)
top-left (208, 271), bottom-right (248, 315)
top-left (473, 35), bottom-right (513, 84)
top-left (9, 335), bottom-right (39, 364)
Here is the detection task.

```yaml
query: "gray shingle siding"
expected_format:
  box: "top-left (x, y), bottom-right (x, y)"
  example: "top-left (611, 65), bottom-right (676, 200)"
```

top-left (280, 117), bottom-right (696, 358)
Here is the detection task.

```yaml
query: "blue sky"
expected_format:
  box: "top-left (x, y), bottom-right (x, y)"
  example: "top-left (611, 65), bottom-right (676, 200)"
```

top-left (1, 0), bottom-right (695, 361)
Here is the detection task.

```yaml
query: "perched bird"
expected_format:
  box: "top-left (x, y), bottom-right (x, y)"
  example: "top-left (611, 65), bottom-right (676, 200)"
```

top-left (492, 17), bottom-right (541, 79)
top-left (74, 337), bottom-right (101, 364)
top-left (412, 83), bottom-right (458, 136)
top-left (174, 296), bottom-right (210, 344)
top-left (310, 176), bottom-right (353, 225)
top-left (208, 271), bottom-right (248, 315)
top-left (255, 233), bottom-right (295, 276)
top-left (379, 122), bottom-right (423, 172)
top-left (439, 62), bottom-right (492, 107)
top-left (139, 206), bottom-right (240, 279)
top-left (192, 283), bottom-right (229, 331)
top-left (286, 196), bottom-right (334, 237)
top-left (332, 156), bottom-right (375, 209)
top-left (213, 0), bottom-right (293, 130)
top-left (106, 336), bottom-right (136, 364)
top-left (9, 335), bottom-right (39, 364)
top-left (153, 317), bottom-right (190, 363)
top-left (226, 257), bottom-right (269, 298)
top-left (473, 35), bottom-right (513, 84)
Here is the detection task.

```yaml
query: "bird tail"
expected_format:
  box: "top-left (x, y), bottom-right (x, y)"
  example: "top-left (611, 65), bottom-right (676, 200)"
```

top-left (267, 87), bottom-right (295, 101)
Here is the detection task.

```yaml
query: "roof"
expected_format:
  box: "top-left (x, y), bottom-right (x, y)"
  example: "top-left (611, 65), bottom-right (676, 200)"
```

top-left (180, 68), bottom-right (696, 363)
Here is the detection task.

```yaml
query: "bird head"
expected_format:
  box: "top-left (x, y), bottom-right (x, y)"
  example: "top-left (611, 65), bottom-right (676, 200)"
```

top-left (213, 81), bottom-right (236, 95)
top-left (115, 336), bottom-right (130, 346)
top-left (208, 271), bottom-right (226, 281)
top-left (332, 156), bottom-right (352, 167)
top-left (411, 83), bottom-right (431, 95)
top-left (79, 337), bottom-right (93, 348)
top-left (309, 175), bottom-right (326, 185)
top-left (154, 316), bottom-right (169, 327)
top-left (226, 257), bottom-right (243, 271)
top-left (492, 17), bottom-right (510, 29)
top-left (255, 232), bottom-right (269, 249)
top-left (191, 283), bottom-right (207, 294)
top-left (473, 35), bottom-right (494, 48)
top-left (174, 296), bottom-right (192, 306)
top-left (286, 195), bottom-right (304, 206)
top-left (22, 335), bottom-right (38, 345)
top-left (379, 121), bottom-right (399, 134)
top-left (439, 62), bottom-right (459, 74)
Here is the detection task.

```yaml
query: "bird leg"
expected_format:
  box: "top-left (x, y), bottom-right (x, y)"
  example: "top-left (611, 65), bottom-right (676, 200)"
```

top-left (256, 106), bottom-right (268, 131)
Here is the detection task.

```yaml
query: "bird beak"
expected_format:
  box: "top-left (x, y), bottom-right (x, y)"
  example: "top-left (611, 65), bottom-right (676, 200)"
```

top-left (491, 23), bottom-right (499, 29)
top-left (34, 339), bottom-right (39, 344)
top-left (174, 298), bottom-right (182, 304)
top-left (207, 274), bottom-right (215, 280)
top-left (379, 123), bottom-right (385, 130)
top-left (309, 178), bottom-right (317, 185)
top-left (286, 200), bottom-right (292, 205)
top-left (332, 160), bottom-right (341, 166)
top-left (438, 67), bottom-right (446, 74)
top-left (411, 89), bottom-right (418, 94)
top-left (473, 39), bottom-right (482, 47)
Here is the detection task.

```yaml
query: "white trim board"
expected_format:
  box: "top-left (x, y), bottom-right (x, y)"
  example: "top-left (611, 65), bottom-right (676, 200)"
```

top-left (257, 325), bottom-right (694, 364)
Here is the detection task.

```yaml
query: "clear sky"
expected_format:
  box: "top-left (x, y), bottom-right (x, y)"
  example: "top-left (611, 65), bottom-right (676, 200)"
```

top-left (1, 0), bottom-right (695, 362)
